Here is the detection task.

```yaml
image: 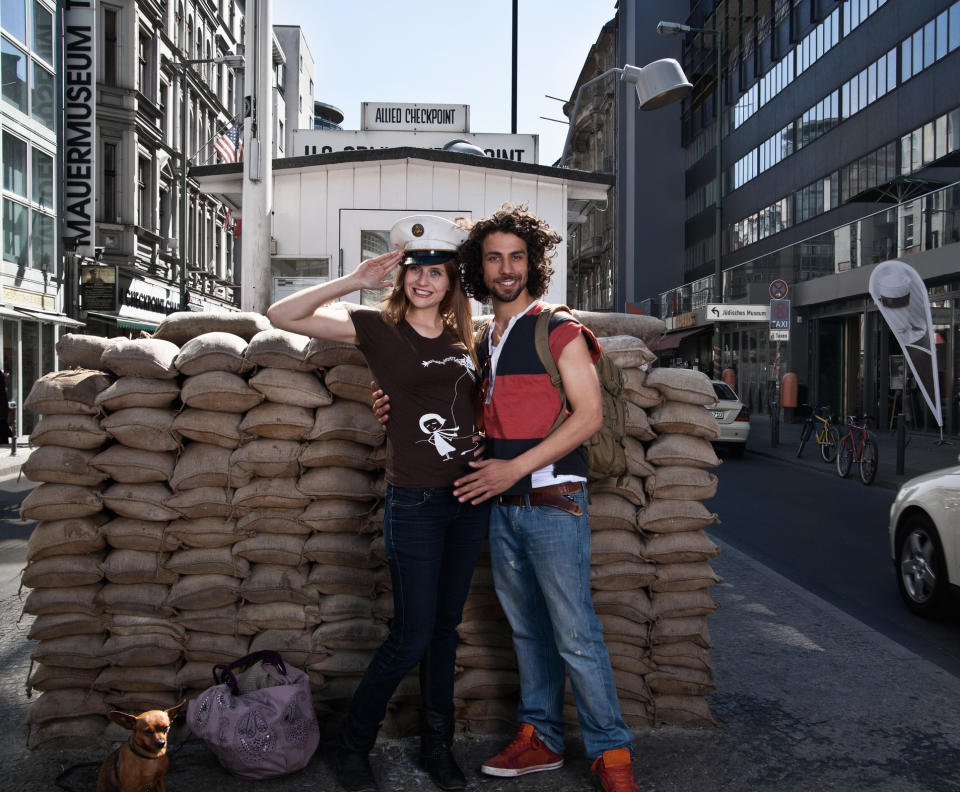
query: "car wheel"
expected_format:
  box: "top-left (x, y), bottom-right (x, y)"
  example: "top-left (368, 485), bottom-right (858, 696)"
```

top-left (896, 515), bottom-right (949, 617)
top-left (836, 435), bottom-right (853, 478)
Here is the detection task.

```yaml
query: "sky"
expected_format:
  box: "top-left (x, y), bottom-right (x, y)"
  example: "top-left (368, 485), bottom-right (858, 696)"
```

top-left (272, 0), bottom-right (618, 166)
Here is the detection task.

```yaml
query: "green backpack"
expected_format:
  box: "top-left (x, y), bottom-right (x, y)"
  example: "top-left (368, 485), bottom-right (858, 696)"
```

top-left (476, 303), bottom-right (627, 481)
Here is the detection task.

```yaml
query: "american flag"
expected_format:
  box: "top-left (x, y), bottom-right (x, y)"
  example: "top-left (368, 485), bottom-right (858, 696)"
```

top-left (214, 120), bottom-right (243, 163)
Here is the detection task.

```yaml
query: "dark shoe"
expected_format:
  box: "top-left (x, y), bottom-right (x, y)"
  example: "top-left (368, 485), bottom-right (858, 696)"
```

top-left (419, 738), bottom-right (466, 790)
top-left (334, 748), bottom-right (378, 792)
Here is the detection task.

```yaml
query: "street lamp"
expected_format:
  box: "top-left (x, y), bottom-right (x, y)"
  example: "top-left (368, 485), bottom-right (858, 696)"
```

top-left (560, 58), bottom-right (692, 164)
top-left (657, 20), bottom-right (723, 308)
top-left (179, 53), bottom-right (244, 311)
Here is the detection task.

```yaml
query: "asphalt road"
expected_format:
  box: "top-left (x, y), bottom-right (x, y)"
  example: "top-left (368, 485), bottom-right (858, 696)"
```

top-left (707, 450), bottom-right (960, 678)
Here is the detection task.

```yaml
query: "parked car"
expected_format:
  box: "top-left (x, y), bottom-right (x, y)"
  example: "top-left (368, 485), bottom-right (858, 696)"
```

top-left (888, 460), bottom-right (960, 616)
top-left (707, 380), bottom-right (750, 456)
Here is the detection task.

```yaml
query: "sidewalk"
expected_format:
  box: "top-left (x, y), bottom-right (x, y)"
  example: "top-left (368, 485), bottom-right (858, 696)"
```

top-left (747, 412), bottom-right (959, 489)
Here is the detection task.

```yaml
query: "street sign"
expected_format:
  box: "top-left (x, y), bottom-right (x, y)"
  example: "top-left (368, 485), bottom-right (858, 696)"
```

top-left (769, 279), bottom-right (789, 300)
top-left (769, 298), bottom-right (790, 340)
top-left (770, 330), bottom-right (789, 341)
top-left (706, 304), bottom-right (769, 321)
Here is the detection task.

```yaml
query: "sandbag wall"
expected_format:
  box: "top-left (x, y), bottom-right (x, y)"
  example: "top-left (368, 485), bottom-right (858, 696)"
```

top-left (18, 310), bottom-right (721, 748)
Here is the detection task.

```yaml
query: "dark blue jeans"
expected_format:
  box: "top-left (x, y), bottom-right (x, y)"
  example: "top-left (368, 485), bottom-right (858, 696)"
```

top-left (343, 485), bottom-right (489, 750)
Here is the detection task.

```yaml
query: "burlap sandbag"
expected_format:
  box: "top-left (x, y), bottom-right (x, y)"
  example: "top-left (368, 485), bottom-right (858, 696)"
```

top-left (647, 666), bottom-right (715, 696)
top-left (605, 640), bottom-right (656, 676)
top-left (297, 467), bottom-right (377, 501)
top-left (622, 368), bottom-right (664, 409)
top-left (106, 614), bottom-right (185, 640)
top-left (181, 371), bottom-right (264, 412)
top-left (610, 669), bottom-right (653, 703)
top-left (588, 492), bottom-right (638, 532)
top-left (307, 564), bottom-right (378, 597)
top-left (27, 715), bottom-right (108, 749)
top-left (299, 438), bottom-right (385, 470)
top-left (28, 663), bottom-right (101, 691)
top-left (238, 602), bottom-right (316, 632)
top-left (233, 477), bottom-right (310, 510)
top-left (165, 546), bottom-right (250, 577)
top-left (300, 500), bottom-right (379, 533)
top-left (642, 530), bottom-right (720, 564)
top-left (304, 335), bottom-right (366, 368)
top-left (614, 698), bottom-right (654, 728)
top-left (100, 549), bottom-right (178, 585)
top-left (458, 619), bottom-right (514, 648)
top-left (232, 533), bottom-right (306, 566)
top-left (21, 483), bottom-right (103, 521)
top-left (22, 584), bottom-right (101, 616)
top-left (104, 632), bottom-right (182, 666)
top-left (26, 689), bottom-right (109, 724)
top-left (95, 376), bottom-right (180, 410)
top-left (172, 409), bottom-right (244, 448)
top-left (625, 401), bottom-right (657, 442)
top-left (100, 338), bottom-right (180, 379)
top-left (165, 486), bottom-right (235, 519)
top-left (184, 632), bottom-right (250, 664)
top-left (324, 364), bottom-right (376, 404)
top-left (171, 443), bottom-right (250, 490)
top-left (595, 613), bottom-right (649, 647)
top-left (248, 367), bottom-right (333, 408)
top-left (316, 593), bottom-right (375, 622)
top-left (308, 650), bottom-right (372, 678)
top-left (651, 640), bottom-right (714, 672)
top-left (27, 515), bottom-right (107, 560)
top-left (307, 399), bottom-right (385, 446)
top-left (153, 311), bottom-right (271, 345)
top-left (589, 560), bottom-right (657, 590)
top-left (645, 433), bottom-right (721, 469)
top-left (248, 630), bottom-right (312, 667)
top-left (649, 561), bottom-right (724, 592)
top-left (166, 573), bottom-right (239, 609)
top-left (454, 668), bottom-right (520, 699)
top-left (100, 517), bottom-right (179, 552)
top-left (645, 367), bottom-right (716, 406)
top-left (624, 436), bottom-right (656, 478)
top-left (94, 666), bottom-right (179, 693)
top-left (455, 644), bottom-right (517, 671)
top-left (644, 466), bottom-right (718, 500)
top-left (239, 402), bottom-right (314, 440)
top-left (569, 310), bottom-right (665, 346)
top-left (174, 332), bottom-right (249, 375)
top-left (303, 533), bottom-right (377, 567)
top-left (101, 482), bottom-right (179, 521)
top-left (637, 499), bottom-right (719, 534)
top-left (650, 615), bottom-right (712, 648)
top-left (30, 636), bottom-right (107, 669)
top-left (25, 369), bottom-right (112, 415)
top-left (28, 613), bottom-right (103, 642)
top-left (91, 446), bottom-right (176, 483)
top-left (229, 439), bottom-right (302, 478)
top-left (101, 407), bottom-right (179, 451)
top-left (174, 605), bottom-right (241, 637)
top-left (589, 529), bottom-right (646, 563)
top-left (30, 414), bottom-right (109, 449)
top-left (592, 588), bottom-right (653, 623)
top-left (652, 693), bottom-right (716, 728)
top-left (589, 474), bottom-right (647, 507)
top-left (239, 565), bottom-right (315, 604)
top-left (312, 619), bottom-right (388, 651)
top-left (21, 553), bottom-right (105, 588)
top-left (457, 698), bottom-right (518, 734)
top-left (166, 517), bottom-right (246, 548)
top-left (597, 335), bottom-right (656, 370)
top-left (236, 509), bottom-right (307, 535)
top-left (244, 328), bottom-right (312, 370)
top-left (56, 333), bottom-right (113, 370)
top-left (22, 446), bottom-right (107, 486)
top-left (651, 589), bottom-right (720, 619)
top-left (649, 401), bottom-right (720, 439)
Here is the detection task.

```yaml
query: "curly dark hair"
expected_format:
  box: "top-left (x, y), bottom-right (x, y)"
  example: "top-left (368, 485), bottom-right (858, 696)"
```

top-left (457, 204), bottom-right (561, 301)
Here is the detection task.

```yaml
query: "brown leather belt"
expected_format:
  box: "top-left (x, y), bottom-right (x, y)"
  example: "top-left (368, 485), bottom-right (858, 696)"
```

top-left (497, 481), bottom-right (584, 516)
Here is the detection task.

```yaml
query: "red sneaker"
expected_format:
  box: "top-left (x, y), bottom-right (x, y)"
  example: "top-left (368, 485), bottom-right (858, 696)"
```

top-left (480, 723), bottom-right (564, 777)
top-left (590, 748), bottom-right (640, 792)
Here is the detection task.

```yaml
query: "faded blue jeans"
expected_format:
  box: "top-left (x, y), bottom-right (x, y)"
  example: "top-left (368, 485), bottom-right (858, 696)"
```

top-left (488, 484), bottom-right (633, 759)
top-left (343, 484), bottom-right (489, 750)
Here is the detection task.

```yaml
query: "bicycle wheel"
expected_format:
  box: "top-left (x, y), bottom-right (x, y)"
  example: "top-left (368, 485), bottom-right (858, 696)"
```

top-left (859, 436), bottom-right (879, 485)
top-left (836, 435), bottom-right (853, 478)
top-left (797, 421), bottom-right (811, 458)
top-left (820, 426), bottom-right (840, 463)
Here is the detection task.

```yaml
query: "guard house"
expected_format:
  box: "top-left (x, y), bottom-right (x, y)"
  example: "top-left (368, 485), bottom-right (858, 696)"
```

top-left (191, 146), bottom-right (613, 308)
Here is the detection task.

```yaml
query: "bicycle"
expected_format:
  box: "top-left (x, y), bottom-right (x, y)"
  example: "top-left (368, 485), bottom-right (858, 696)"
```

top-left (836, 415), bottom-right (879, 485)
top-left (797, 405), bottom-right (839, 462)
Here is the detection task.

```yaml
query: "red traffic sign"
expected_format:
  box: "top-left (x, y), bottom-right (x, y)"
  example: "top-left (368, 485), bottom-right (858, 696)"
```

top-left (769, 279), bottom-right (788, 300)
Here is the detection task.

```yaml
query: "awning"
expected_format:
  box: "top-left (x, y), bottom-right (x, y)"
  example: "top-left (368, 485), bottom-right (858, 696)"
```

top-left (85, 312), bottom-right (158, 332)
top-left (653, 327), bottom-right (709, 351)
top-left (14, 307), bottom-right (85, 327)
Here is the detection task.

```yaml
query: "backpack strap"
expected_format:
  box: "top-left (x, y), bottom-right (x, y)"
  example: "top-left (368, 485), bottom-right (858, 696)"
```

top-left (473, 318), bottom-right (491, 355)
top-left (534, 303), bottom-right (574, 436)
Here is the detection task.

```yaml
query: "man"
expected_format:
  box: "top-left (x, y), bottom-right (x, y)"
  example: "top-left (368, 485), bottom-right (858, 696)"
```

top-left (380, 205), bottom-right (639, 791)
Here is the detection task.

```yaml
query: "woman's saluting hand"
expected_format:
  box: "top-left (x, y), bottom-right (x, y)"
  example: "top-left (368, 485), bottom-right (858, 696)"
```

top-left (352, 250), bottom-right (403, 290)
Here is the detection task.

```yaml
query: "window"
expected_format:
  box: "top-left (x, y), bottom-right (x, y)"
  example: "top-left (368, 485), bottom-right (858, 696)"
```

top-left (31, 148), bottom-right (51, 207)
top-left (278, 120), bottom-right (284, 152)
top-left (31, 60), bottom-right (53, 128)
top-left (937, 11), bottom-right (949, 59)
top-left (103, 8), bottom-right (118, 86)
top-left (2, 0), bottom-right (26, 43)
top-left (924, 20), bottom-right (936, 68)
top-left (31, 211), bottom-right (53, 271)
top-left (138, 29), bottom-right (151, 95)
top-left (1, 37), bottom-right (27, 111)
top-left (2, 198), bottom-right (28, 264)
top-left (2, 132), bottom-right (27, 196)
top-left (32, 1), bottom-right (52, 63)
top-left (952, 1), bottom-right (960, 52)
top-left (102, 141), bottom-right (117, 222)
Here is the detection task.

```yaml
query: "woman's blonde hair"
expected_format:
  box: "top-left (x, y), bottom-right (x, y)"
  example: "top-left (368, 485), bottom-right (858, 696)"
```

top-left (380, 257), bottom-right (477, 367)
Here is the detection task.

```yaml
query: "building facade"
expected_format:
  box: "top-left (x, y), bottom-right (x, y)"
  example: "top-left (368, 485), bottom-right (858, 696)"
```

top-left (274, 25), bottom-right (315, 157)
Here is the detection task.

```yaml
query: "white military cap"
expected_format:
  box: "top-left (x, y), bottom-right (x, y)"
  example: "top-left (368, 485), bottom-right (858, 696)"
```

top-left (389, 214), bottom-right (467, 265)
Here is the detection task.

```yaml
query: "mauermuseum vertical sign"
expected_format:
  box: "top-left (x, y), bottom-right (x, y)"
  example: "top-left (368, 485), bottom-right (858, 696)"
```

top-left (63, 1), bottom-right (96, 256)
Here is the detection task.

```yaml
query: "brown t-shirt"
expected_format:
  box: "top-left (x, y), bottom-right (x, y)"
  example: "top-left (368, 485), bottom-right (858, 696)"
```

top-left (348, 306), bottom-right (480, 487)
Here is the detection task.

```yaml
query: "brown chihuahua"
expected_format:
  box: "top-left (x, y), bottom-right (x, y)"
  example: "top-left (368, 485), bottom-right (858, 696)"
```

top-left (96, 700), bottom-right (186, 792)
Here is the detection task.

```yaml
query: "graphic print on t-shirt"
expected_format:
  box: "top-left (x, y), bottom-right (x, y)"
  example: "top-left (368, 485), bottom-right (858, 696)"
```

top-left (417, 354), bottom-right (480, 461)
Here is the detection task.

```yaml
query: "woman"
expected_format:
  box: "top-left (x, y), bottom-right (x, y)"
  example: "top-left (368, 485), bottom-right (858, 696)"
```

top-left (267, 215), bottom-right (488, 792)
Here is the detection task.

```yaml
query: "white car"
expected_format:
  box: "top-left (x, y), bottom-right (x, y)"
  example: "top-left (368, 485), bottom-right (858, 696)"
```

top-left (888, 461), bottom-right (960, 616)
top-left (707, 380), bottom-right (750, 457)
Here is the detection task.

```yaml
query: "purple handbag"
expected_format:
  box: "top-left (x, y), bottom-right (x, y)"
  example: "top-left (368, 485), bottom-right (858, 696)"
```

top-left (187, 650), bottom-right (319, 779)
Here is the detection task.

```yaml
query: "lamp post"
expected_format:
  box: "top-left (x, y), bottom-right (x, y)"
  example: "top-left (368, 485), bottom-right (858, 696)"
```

top-left (179, 53), bottom-right (244, 311)
top-left (657, 21), bottom-right (723, 307)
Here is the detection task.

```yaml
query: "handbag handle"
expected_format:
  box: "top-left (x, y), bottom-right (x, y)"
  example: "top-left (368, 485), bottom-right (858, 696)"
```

top-left (212, 650), bottom-right (288, 695)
